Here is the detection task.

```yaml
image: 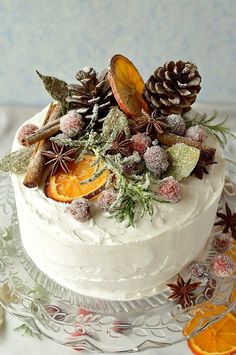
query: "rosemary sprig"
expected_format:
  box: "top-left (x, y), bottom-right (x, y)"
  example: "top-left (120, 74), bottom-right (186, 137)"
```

top-left (183, 110), bottom-right (235, 147)
top-left (105, 155), bottom-right (162, 226)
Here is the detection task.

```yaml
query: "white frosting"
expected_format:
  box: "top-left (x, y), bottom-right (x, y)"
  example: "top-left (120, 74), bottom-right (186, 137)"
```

top-left (12, 106), bottom-right (225, 300)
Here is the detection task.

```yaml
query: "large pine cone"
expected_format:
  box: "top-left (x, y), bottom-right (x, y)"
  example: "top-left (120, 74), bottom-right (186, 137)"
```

top-left (144, 61), bottom-right (201, 116)
top-left (67, 67), bottom-right (115, 129)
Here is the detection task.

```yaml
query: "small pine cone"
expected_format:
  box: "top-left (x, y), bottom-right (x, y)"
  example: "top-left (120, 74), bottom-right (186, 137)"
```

top-left (165, 114), bottom-right (186, 136)
top-left (60, 110), bottom-right (84, 137)
top-left (67, 68), bottom-right (115, 130)
top-left (144, 61), bottom-right (201, 116)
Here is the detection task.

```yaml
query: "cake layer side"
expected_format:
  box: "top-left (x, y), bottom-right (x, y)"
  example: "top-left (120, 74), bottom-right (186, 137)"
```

top-left (12, 106), bottom-right (225, 300)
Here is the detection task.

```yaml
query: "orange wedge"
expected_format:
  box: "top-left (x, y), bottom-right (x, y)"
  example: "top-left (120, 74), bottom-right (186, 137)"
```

top-left (45, 154), bottom-right (109, 203)
top-left (183, 302), bottom-right (236, 355)
top-left (108, 54), bottom-right (148, 117)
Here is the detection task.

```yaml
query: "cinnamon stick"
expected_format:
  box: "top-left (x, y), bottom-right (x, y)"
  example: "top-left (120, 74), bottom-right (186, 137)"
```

top-left (23, 103), bottom-right (62, 188)
top-left (156, 132), bottom-right (216, 157)
top-left (22, 118), bottom-right (60, 146)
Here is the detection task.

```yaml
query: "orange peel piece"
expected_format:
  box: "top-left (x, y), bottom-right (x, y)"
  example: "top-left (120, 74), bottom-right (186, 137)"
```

top-left (45, 154), bottom-right (109, 203)
top-left (183, 302), bottom-right (236, 355)
top-left (108, 54), bottom-right (148, 118)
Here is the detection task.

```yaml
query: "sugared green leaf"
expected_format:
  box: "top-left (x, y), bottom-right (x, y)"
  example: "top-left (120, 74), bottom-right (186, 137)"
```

top-left (0, 148), bottom-right (33, 174)
top-left (36, 71), bottom-right (68, 108)
top-left (101, 107), bottom-right (130, 141)
top-left (166, 143), bottom-right (200, 181)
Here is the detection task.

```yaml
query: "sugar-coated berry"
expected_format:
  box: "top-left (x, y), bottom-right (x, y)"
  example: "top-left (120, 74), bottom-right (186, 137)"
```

top-left (165, 114), bottom-right (186, 136)
top-left (212, 232), bottom-right (232, 254)
top-left (185, 125), bottom-right (207, 143)
top-left (69, 198), bottom-right (92, 222)
top-left (98, 189), bottom-right (118, 212)
top-left (60, 110), bottom-right (84, 137)
top-left (143, 146), bottom-right (169, 176)
top-left (189, 261), bottom-right (209, 280)
top-left (157, 176), bottom-right (181, 203)
top-left (17, 123), bottom-right (38, 146)
top-left (211, 254), bottom-right (234, 277)
top-left (132, 133), bottom-right (152, 155)
top-left (122, 161), bottom-right (145, 177)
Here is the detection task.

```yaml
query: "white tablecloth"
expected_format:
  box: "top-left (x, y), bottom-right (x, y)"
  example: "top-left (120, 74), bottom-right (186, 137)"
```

top-left (0, 102), bottom-right (235, 355)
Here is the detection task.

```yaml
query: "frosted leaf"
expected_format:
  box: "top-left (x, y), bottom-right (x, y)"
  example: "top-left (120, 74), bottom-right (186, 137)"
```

top-left (101, 107), bottom-right (130, 141)
top-left (36, 71), bottom-right (68, 109)
top-left (166, 143), bottom-right (200, 181)
top-left (0, 147), bottom-right (34, 174)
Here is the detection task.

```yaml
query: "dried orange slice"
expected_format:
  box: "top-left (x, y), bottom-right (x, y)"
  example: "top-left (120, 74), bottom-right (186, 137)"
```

top-left (45, 154), bottom-right (109, 203)
top-left (183, 302), bottom-right (236, 355)
top-left (108, 54), bottom-right (148, 117)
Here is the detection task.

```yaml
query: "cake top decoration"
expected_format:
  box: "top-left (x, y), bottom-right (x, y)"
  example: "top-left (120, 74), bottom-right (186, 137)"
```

top-left (0, 54), bottom-right (235, 226)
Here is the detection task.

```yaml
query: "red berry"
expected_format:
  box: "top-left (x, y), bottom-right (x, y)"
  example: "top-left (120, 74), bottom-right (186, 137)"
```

top-left (69, 198), bottom-right (92, 222)
top-left (17, 123), bottom-right (38, 146)
top-left (165, 115), bottom-right (186, 136)
top-left (212, 232), bottom-right (232, 254)
top-left (144, 146), bottom-right (169, 176)
top-left (60, 110), bottom-right (84, 137)
top-left (157, 176), bottom-right (181, 203)
top-left (132, 133), bottom-right (152, 155)
top-left (188, 261), bottom-right (209, 280)
top-left (211, 254), bottom-right (234, 277)
top-left (185, 125), bottom-right (206, 143)
top-left (98, 189), bottom-right (118, 212)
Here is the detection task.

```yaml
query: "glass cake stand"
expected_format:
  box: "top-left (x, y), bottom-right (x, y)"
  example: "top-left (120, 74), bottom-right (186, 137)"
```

top-left (0, 141), bottom-right (236, 353)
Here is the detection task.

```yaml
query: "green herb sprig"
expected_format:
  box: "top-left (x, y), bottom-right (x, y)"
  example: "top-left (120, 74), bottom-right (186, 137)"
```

top-left (183, 111), bottom-right (235, 147)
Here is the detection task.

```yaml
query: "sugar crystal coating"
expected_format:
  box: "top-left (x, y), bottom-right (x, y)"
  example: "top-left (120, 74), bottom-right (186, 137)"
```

top-left (17, 124), bottom-right (38, 146)
top-left (211, 254), bottom-right (234, 277)
top-left (212, 232), bottom-right (232, 253)
top-left (60, 110), bottom-right (84, 137)
top-left (189, 261), bottom-right (209, 280)
top-left (165, 114), bottom-right (186, 136)
top-left (69, 198), bottom-right (92, 222)
top-left (144, 146), bottom-right (169, 176)
top-left (132, 133), bottom-right (152, 155)
top-left (157, 176), bottom-right (181, 203)
top-left (98, 189), bottom-right (118, 212)
top-left (185, 125), bottom-right (206, 143)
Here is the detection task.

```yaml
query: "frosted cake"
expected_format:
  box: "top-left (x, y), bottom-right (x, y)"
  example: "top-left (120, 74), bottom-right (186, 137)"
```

top-left (1, 54), bottom-right (231, 301)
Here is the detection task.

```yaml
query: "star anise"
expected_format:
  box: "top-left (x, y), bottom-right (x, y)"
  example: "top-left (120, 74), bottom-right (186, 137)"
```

top-left (214, 203), bottom-right (236, 240)
top-left (105, 131), bottom-right (133, 157)
top-left (42, 142), bottom-right (78, 176)
top-left (134, 109), bottom-right (168, 138)
top-left (167, 273), bottom-right (200, 308)
top-left (192, 147), bottom-right (216, 179)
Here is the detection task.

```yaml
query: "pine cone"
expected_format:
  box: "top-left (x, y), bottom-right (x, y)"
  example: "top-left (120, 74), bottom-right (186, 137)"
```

top-left (144, 61), bottom-right (201, 116)
top-left (67, 67), bottom-right (115, 130)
